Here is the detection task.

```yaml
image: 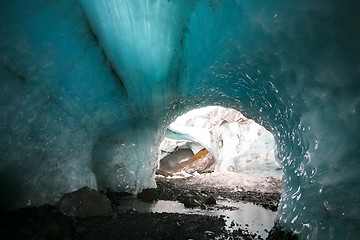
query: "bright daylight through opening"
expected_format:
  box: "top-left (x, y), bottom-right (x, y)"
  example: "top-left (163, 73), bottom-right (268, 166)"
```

top-left (157, 106), bottom-right (282, 179)
top-left (154, 106), bottom-right (283, 238)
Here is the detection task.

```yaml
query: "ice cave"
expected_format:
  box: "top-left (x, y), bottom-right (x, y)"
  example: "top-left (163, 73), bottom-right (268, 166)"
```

top-left (0, 0), bottom-right (359, 239)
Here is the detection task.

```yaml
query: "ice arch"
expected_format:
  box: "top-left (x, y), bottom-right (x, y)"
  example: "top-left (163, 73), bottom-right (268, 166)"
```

top-left (161, 106), bottom-right (280, 177)
top-left (0, 0), bottom-right (359, 239)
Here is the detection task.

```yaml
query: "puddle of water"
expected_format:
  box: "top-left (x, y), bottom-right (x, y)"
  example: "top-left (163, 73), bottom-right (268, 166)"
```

top-left (212, 200), bottom-right (275, 238)
top-left (116, 197), bottom-right (275, 239)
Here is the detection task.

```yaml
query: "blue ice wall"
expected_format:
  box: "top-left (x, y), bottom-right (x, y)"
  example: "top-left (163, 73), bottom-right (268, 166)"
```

top-left (1, 0), bottom-right (360, 239)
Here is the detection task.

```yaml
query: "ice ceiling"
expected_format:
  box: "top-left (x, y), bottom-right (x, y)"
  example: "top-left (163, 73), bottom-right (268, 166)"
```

top-left (0, 0), bottom-right (359, 239)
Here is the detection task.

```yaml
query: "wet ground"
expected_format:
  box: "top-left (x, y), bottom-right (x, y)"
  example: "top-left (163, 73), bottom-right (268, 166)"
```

top-left (154, 174), bottom-right (281, 211)
top-left (0, 173), bottom-right (290, 240)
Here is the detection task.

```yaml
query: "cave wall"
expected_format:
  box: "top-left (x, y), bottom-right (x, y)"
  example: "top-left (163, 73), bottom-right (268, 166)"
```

top-left (0, 0), bottom-right (359, 239)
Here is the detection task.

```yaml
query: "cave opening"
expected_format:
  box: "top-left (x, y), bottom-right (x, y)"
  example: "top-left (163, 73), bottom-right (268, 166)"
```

top-left (157, 105), bottom-right (282, 179)
top-left (153, 106), bottom-right (283, 238)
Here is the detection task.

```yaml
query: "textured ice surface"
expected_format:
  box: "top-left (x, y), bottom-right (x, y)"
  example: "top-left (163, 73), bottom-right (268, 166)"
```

top-left (158, 138), bottom-right (204, 161)
top-left (161, 106), bottom-right (281, 178)
top-left (1, 0), bottom-right (360, 239)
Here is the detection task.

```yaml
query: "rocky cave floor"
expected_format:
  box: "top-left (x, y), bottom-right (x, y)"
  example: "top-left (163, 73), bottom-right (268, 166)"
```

top-left (0, 173), bottom-right (298, 240)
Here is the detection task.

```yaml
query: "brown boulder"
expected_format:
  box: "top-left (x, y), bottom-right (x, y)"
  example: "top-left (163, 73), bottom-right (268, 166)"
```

top-left (181, 149), bottom-right (215, 174)
top-left (56, 186), bottom-right (113, 217)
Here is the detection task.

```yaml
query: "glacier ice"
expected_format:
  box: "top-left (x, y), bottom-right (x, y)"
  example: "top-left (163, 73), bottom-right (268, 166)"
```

top-left (0, 0), bottom-right (360, 239)
top-left (160, 106), bottom-right (281, 178)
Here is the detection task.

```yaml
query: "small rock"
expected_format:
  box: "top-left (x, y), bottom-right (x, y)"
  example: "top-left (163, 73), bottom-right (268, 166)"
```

top-left (137, 188), bottom-right (158, 202)
top-left (205, 230), bottom-right (215, 236)
top-left (179, 191), bottom-right (216, 208)
top-left (56, 186), bottom-right (113, 217)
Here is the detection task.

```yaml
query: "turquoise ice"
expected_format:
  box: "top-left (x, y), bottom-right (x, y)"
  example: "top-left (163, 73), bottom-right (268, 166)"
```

top-left (0, 0), bottom-right (359, 239)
